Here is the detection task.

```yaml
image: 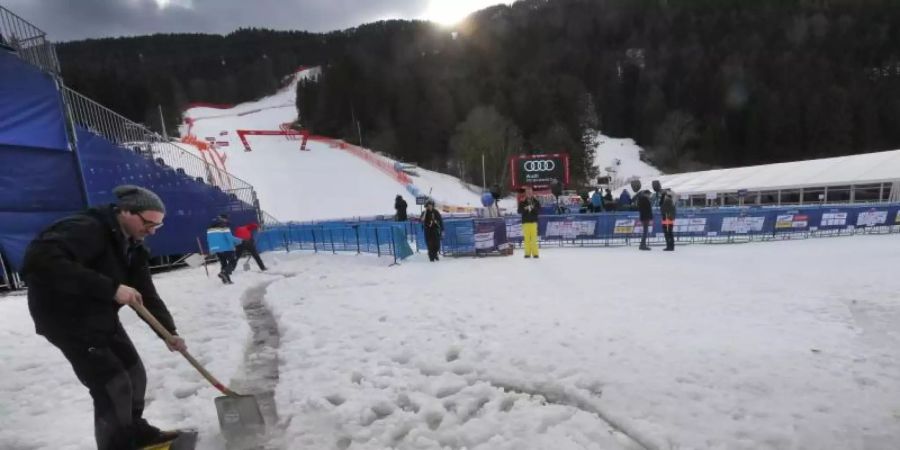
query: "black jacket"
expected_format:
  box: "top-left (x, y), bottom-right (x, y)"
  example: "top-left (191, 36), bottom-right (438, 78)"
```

top-left (637, 193), bottom-right (653, 222)
top-left (22, 206), bottom-right (177, 342)
top-left (518, 197), bottom-right (541, 223)
top-left (395, 197), bottom-right (408, 221)
top-left (661, 194), bottom-right (676, 220)
top-left (421, 209), bottom-right (443, 233)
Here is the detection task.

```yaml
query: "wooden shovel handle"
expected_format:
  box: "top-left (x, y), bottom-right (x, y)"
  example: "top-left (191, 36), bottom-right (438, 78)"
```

top-left (131, 302), bottom-right (238, 397)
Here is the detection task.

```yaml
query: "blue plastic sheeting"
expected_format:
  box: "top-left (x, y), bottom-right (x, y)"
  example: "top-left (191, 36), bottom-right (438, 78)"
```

top-left (0, 145), bottom-right (86, 270)
top-left (0, 145), bottom-right (84, 211)
top-left (0, 51), bottom-right (68, 151)
top-left (74, 126), bottom-right (258, 256)
top-left (256, 222), bottom-right (414, 261)
top-left (0, 210), bottom-right (81, 271)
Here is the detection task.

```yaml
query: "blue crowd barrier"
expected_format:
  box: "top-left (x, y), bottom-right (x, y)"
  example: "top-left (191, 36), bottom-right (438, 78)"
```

top-left (255, 221), bottom-right (414, 263)
top-left (246, 204), bottom-right (899, 261)
top-left (434, 203), bottom-right (900, 256)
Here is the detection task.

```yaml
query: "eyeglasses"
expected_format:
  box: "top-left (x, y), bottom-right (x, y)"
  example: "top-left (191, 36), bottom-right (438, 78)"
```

top-left (135, 211), bottom-right (164, 230)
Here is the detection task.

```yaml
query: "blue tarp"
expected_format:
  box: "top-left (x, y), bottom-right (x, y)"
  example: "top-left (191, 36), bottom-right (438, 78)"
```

top-left (0, 50), bottom-right (68, 151)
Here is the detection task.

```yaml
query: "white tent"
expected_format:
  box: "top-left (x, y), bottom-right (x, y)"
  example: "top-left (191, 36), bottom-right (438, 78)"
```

top-left (633, 149), bottom-right (900, 207)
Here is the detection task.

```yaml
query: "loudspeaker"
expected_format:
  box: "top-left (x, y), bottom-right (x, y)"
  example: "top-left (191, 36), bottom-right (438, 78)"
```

top-left (490, 183), bottom-right (502, 200)
top-left (630, 179), bottom-right (642, 192)
top-left (551, 180), bottom-right (563, 196)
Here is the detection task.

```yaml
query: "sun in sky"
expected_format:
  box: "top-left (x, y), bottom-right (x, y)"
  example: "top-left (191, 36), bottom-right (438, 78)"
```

top-left (420, 0), bottom-right (512, 26)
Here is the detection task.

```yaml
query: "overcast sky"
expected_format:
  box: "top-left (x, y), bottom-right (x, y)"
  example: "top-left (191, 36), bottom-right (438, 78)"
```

top-left (3, 0), bottom-right (513, 42)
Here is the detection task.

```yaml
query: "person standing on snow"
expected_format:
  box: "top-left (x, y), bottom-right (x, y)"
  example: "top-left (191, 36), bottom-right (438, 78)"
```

top-left (660, 190), bottom-right (677, 251)
top-left (637, 190), bottom-right (653, 250)
top-left (234, 222), bottom-right (267, 271)
top-left (590, 189), bottom-right (604, 213)
top-left (394, 195), bottom-right (408, 221)
top-left (22, 185), bottom-right (186, 450)
top-left (518, 186), bottom-right (541, 258)
top-left (421, 199), bottom-right (443, 261)
top-left (207, 214), bottom-right (241, 284)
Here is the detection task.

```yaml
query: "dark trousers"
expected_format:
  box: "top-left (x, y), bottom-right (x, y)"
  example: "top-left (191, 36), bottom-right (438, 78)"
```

top-left (425, 229), bottom-right (441, 261)
top-left (663, 224), bottom-right (675, 249)
top-left (46, 324), bottom-right (146, 450)
top-left (640, 220), bottom-right (651, 248)
top-left (236, 239), bottom-right (266, 270)
top-left (216, 251), bottom-right (237, 275)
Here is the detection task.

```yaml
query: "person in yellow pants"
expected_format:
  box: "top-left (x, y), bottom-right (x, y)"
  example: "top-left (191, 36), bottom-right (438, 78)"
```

top-left (518, 186), bottom-right (541, 258)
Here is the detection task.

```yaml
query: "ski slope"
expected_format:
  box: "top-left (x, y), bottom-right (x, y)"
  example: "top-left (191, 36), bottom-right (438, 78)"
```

top-left (179, 68), bottom-right (484, 222)
top-left (593, 134), bottom-right (661, 187)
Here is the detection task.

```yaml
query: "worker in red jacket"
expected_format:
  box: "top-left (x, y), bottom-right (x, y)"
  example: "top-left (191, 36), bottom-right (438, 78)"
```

top-left (234, 222), bottom-right (267, 271)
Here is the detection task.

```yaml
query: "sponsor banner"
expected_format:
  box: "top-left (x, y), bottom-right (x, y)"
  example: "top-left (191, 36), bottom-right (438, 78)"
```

top-left (775, 214), bottom-right (809, 230)
top-left (506, 217), bottom-right (523, 239)
top-left (820, 211), bottom-right (848, 227)
top-left (474, 219), bottom-right (508, 255)
top-left (857, 209), bottom-right (888, 227)
top-left (673, 217), bottom-right (707, 233)
top-left (613, 219), bottom-right (652, 235)
top-left (545, 218), bottom-right (596, 239)
top-left (721, 216), bottom-right (766, 234)
top-left (510, 153), bottom-right (570, 189)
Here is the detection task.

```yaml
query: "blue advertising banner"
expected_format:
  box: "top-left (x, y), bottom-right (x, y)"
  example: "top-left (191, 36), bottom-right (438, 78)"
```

top-left (473, 219), bottom-right (509, 255)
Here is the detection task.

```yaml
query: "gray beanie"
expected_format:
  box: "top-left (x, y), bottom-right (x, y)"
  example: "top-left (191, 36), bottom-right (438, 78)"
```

top-left (113, 185), bottom-right (166, 213)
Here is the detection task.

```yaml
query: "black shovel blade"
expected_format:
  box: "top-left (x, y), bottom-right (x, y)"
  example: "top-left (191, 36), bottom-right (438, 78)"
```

top-left (215, 394), bottom-right (265, 444)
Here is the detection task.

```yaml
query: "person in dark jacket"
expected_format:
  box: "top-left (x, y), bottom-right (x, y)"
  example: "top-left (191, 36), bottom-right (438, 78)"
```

top-left (394, 195), bottom-right (408, 221)
top-left (421, 199), bottom-right (443, 261)
top-left (234, 222), bottom-right (267, 271)
top-left (660, 189), bottom-right (677, 251)
top-left (637, 190), bottom-right (654, 250)
top-left (21, 185), bottom-right (185, 450)
top-left (518, 186), bottom-right (541, 258)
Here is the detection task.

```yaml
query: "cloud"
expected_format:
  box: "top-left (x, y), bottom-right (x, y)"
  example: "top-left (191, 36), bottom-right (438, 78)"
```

top-left (2, 0), bottom-right (430, 42)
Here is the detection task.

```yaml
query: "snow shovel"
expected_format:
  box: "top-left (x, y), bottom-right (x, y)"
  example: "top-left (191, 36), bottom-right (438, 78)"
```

top-left (131, 303), bottom-right (266, 444)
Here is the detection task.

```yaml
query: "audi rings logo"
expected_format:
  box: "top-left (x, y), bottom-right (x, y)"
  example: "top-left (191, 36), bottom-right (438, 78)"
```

top-left (523, 160), bottom-right (556, 172)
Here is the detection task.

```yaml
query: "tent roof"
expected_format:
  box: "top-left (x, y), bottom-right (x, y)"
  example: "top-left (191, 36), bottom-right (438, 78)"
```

top-left (641, 149), bottom-right (900, 195)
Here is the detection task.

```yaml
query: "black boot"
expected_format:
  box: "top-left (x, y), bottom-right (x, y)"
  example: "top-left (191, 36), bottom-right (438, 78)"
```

top-left (133, 419), bottom-right (180, 448)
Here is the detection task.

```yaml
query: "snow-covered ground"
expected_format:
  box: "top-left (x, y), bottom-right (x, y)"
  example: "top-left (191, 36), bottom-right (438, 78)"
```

top-left (179, 68), bottom-right (483, 222)
top-left (3, 234), bottom-right (899, 449)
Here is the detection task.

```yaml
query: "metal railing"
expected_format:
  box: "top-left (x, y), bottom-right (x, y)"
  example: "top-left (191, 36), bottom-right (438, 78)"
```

top-left (62, 86), bottom-right (259, 206)
top-left (259, 210), bottom-right (282, 227)
top-left (0, 5), bottom-right (60, 74)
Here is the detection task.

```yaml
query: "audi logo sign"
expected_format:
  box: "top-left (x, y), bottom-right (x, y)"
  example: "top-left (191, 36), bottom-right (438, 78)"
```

top-left (510, 153), bottom-right (570, 189)
top-left (523, 160), bottom-right (556, 172)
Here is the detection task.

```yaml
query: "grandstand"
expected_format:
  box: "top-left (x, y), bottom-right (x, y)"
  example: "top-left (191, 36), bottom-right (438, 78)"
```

top-left (0, 5), bottom-right (261, 289)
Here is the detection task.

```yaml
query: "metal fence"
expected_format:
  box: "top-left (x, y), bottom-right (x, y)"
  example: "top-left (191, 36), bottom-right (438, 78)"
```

top-left (0, 4), bottom-right (60, 74)
top-left (62, 86), bottom-right (258, 206)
